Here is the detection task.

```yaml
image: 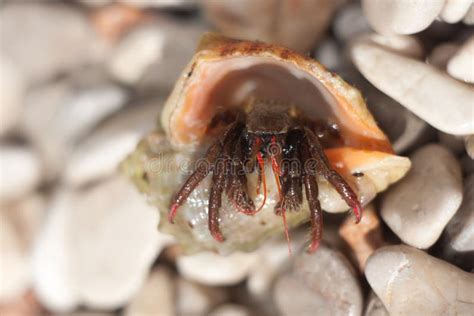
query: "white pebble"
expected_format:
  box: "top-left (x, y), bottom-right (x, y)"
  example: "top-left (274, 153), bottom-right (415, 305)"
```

top-left (0, 146), bottom-right (41, 202)
top-left (447, 36), bottom-right (474, 83)
top-left (441, 0), bottom-right (473, 23)
top-left (351, 40), bottom-right (474, 135)
top-left (365, 245), bottom-right (474, 315)
top-left (362, 0), bottom-right (445, 35)
top-left (0, 56), bottom-right (25, 136)
top-left (381, 144), bottom-right (462, 249)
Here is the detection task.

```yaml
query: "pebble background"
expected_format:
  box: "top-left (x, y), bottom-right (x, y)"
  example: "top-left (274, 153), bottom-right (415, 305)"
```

top-left (0, 0), bottom-right (472, 315)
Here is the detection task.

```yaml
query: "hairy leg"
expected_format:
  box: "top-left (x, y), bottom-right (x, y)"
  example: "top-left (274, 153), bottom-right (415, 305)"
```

top-left (169, 122), bottom-right (242, 223)
top-left (300, 137), bottom-right (323, 253)
top-left (303, 127), bottom-right (362, 223)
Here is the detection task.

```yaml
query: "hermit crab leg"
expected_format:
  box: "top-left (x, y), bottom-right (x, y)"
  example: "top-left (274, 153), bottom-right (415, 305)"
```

top-left (168, 122), bottom-right (241, 223)
top-left (300, 137), bottom-right (323, 253)
top-left (208, 124), bottom-right (245, 242)
top-left (226, 137), bottom-right (256, 215)
top-left (303, 127), bottom-right (362, 223)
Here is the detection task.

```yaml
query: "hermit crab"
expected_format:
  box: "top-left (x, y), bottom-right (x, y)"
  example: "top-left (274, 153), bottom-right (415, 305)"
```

top-left (122, 33), bottom-right (411, 254)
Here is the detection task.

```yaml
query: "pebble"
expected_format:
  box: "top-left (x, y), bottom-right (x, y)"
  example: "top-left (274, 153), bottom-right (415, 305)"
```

top-left (177, 251), bottom-right (260, 286)
top-left (333, 3), bottom-right (371, 44)
top-left (176, 278), bottom-right (227, 316)
top-left (438, 131), bottom-right (466, 155)
top-left (465, 135), bottom-right (474, 159)
top-left (447, 36), bottom-right (474, 83)
top-left (108, 18), bottom-right (205, 90)
top-left (21, 70), bottom-right (128, 180)
top-left (428, 42), bottom-right (459, 70)
top-left (440, 0), bottom-right (473, 24)
top-left (0, 146), bottom-right (41, 202)
top-left (381, 144), bottom-right (462, 249)
top-left (123, 267), bottom-right (175, 316)
top-left (364, 291), bottom-right (388, 316)
top-left (209, 304), bottom-right (251, 316)
top-left (365, 245), bottom-right (474, 315)
top-left (0, 56), bottom-right (25, 136)
top-left (63, 99), bottom-right (162, 187)
top-left (463, 4), bottom-right (474, 24)
top-left (351, 39), bottom-right (474, 135)
top-left (118, 0), bottom-right (198, 9)
top-left (313, 38), bottom-right (342, 71)
top-left (203, 0), bottom-right (338, 52)
top-left (354, 33), bottom-right (424, 59)
top-left (32, 177), bottom-right (174, 312)
top-left (273, 244), bottom-right (363, 316)
top-left (339, 204), bottom-right (385, 272)
top-left (0, 2), bottom-right (105, 84)
top-left (443, 174), bottom-right (474, 253)
top-left (361, 0), bottom-right (445, 35)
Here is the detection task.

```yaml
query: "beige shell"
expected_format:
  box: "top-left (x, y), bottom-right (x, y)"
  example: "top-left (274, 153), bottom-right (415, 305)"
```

top-left (122, 33), bottom-right (411, 254)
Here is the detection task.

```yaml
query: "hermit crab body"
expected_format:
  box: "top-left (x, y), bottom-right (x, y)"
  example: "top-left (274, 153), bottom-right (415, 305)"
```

top-left (122, 33), bottom-right (411, 254)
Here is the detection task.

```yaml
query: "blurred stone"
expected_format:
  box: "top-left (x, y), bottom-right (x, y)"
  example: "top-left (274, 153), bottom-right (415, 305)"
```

top-left (381, 144), bottom-right (462, 249)
top-left (443, 174), bottom-right (474, 253)
top-left (78, 0), bottom-right (114, 7)
top-left (176, 278), bottom-right (227, 316)
top-left (209, 304), bottom-right (251, 316)
top-left (177, 251), bottom-right (260, 286)
top-left (118, 0), bottom-right (198, 9)
top-left (0, 56), bottom-right (25, 136)
top-left (0, 2), bottom-right (106, 84)
top-left (203, 0), bottom-right (338, 52)
top-left (21, 69), bottom-right (128, 180)
top-left (0, 146), bottom-right (41, 202)
top-left (428, 42), bottom-right (459, 70)
top-left (0, 291), bottom-right (43, 316)
top-left (273, 244), bottom-right (363, 316)
top-left (333, 3), bottom-right (371, 44)
top-left (108, 17), bottom-right (205, 90)
top-left (124, 267), bottom-right (175, 316)
top-left (447, 36), bottom-right (474, 83)
top-left (63, 99), bottom-right (162, 187)
top-left (438, 131), bottom-right (466, 155)
top-left (91, 3), bottom-right (149, 43)
top-left (364, 291), bottom-right (388, 316)
top-left (362, 0), bottom-right (444, 35)
top-left (460, 154), bottom-right (474, 174)
top-left (365, 245), bottom-right (474, 315)
top-left (313, 38), bottom-right (342, 71)
top-left (351, 39), bottom-right (474, 135)
top-left (463, 4), bottom-right (474, 24)
top-left (339, 204), bottom-right (385, 272)
top-left (354, 33), bottom-right (424, 59)
top-left (32, 177), bottom-right (174, 312)
top-left (465, 135), bottom-right (474, 159)
top-left (440, 0), bottom-right (472, 23)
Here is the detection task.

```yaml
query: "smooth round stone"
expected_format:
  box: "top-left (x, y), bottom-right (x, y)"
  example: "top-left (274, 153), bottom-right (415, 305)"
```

top-left (351, 40), bottom-right (474, 135)
top-left (440, 0), bottom-right (473, 23)
top-left (32, 177), bottom-right (174, 312)
top-left (364, 291), bottom-right (388, 316)
top-left (465, 135), bottom-right (474, 159)
top-left (63, 99), bottom-right (162, 187)
top-left (333, 3), bottom-right (371, 44)
top-left (209, 304), bottom-right (251, 316)
top-left (0, 146), bottom-right (41, 202)
top-left (123, 267), bottom-right (175, 316)
top-left (428, 43), bottom-right (459, 70)
top-left (177, 251), bottom-right (260, 286)
top-left (443, 174), bottom-right (474, 253)
top-left (463, 4), bottom-right (474, 24)
top-left (273, 244), bottom-right (363, 316)
top-left (0, 2), bottom-right (105, 84)
top-left (0, 56), bottom-right (25, 136)
top-left (438, 131), bottom-right (466, 155)
top-left (21, 70), bottom-right (128, 180)
top-left (365, 245), bottom-right (474, 315)
top-left (176, 278), bottom-right (227, 316)
top-left (362, 0), bottom-right (444, 35)
top-left (353, 33), bottom-right (424, 59)
top-left (381, 144), bottom-right (462, 249)
top-left (447, 36), bottom-right (474, 83)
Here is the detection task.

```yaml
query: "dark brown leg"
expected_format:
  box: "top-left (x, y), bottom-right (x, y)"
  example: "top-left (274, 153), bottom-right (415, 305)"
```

top-left (300, 137), bottom-right (323, 253)
top-left (168, 122), bottom-right (242, 223)
top-left (226, 137), bottom-right (256, 215)
top-left (303, 127), bottom-right (362, 223)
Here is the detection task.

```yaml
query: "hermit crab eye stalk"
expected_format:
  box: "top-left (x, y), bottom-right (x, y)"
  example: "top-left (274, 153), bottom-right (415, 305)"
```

top-left (124, 33), bottom-right (411, 255)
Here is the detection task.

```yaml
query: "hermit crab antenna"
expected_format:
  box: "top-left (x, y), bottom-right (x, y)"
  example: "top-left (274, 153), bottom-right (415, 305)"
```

top-left (255, 151), bottom-right (267, 213)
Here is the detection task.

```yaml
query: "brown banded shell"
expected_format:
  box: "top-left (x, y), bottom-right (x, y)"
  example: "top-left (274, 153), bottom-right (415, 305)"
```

top-left (122, 33), bottom-right (411, 254)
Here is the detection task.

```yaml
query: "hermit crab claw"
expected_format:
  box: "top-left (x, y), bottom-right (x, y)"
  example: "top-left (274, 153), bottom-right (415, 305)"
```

top-left (122, 33), bottom-right (411, 255)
